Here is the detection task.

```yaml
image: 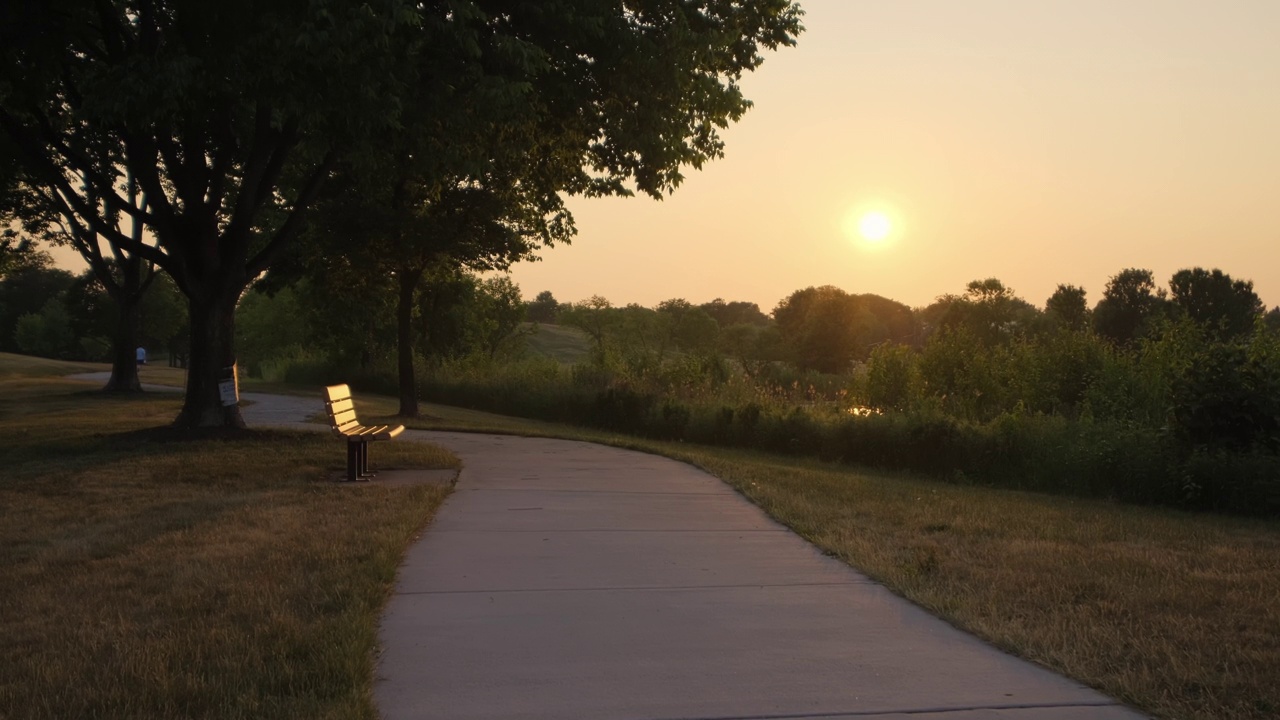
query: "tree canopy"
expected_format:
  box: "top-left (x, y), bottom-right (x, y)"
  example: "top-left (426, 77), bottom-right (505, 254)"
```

top-left (1169, 267), bottom-right (1263, 341)
top-left (1093, 268), bottom-right (1166, 345)
top-left (1045, 284), bottom-right (1090, 331)
top-left (773, 286), bottom-right (917, 373)
top-left (0, 0), bottom-right (803, 427)
top-left (527, 291), bottom-right (562, 324)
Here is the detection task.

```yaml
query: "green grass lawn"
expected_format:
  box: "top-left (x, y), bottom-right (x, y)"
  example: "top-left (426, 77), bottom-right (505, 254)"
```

top-left (0, 354), bottom-right (458, 720)
top-left (348, 393), bottom-right (1280, 720)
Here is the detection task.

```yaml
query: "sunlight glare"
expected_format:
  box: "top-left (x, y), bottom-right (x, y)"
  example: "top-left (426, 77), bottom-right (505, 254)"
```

top-left (858, 212), bottom-right (891, 242)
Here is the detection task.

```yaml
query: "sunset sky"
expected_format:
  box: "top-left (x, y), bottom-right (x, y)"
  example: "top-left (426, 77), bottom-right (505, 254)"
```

top-left (506, 0), bottom-right (1280, 312)
top-left (36, 2), bottom-right (1280, 314)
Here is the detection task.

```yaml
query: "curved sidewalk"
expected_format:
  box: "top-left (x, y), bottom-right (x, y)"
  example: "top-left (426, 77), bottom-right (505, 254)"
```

top-left (71, 376), bottom-right (1144, 719)
top-left (375, 431), bottom-right (1146, 720)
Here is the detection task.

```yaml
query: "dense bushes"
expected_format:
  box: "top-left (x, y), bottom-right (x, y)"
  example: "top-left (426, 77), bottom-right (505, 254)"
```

top-left (395, 316), bottom-right (1280, 516)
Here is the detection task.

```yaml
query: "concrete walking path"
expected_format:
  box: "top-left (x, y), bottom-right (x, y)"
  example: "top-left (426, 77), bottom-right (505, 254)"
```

top-left (69, 374), bottom-right (1146, 719)
top-left (374, 432), bottom-right (1146, 720)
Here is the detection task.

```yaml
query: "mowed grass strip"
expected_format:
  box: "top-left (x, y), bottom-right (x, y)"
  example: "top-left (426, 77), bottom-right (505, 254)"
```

top-left (372, 396), bottom-right (1280, 720)
top-left (0, 370), bottom-right (457, 720)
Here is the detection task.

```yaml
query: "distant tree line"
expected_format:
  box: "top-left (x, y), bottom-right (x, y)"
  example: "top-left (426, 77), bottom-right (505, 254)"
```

top-left (405, 266), bottom-right (1279, 515)
top-left (524, 265), bottom-right (1277, 377)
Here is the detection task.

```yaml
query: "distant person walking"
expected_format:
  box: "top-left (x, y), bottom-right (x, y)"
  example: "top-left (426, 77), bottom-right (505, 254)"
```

top-left (136, 346), bottom-right (147, 367)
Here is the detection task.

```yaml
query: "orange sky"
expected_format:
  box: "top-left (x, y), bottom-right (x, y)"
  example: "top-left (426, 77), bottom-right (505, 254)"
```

top-left (507, 0), bottom-right (1280, 312)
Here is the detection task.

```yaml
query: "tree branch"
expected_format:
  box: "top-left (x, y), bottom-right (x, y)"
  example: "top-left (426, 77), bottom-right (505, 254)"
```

top-left (120, 130), bottom-right (179, 246)
top-left (246, 149), bottom-right (335, 277)
top-left (223, 105), bottom-right (287, 246)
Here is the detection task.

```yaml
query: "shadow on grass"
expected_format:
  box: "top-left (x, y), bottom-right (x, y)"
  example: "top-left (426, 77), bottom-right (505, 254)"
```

top-left (105, 425), bottom-right (285, 445)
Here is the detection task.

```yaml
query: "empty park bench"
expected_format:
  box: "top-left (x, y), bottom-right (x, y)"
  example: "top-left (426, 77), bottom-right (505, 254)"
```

top-left (323, 384), bottom-right (404, 482)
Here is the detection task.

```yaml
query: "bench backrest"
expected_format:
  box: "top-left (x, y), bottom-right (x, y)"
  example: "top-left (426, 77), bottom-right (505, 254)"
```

top-left (323, 384), bottom-right (361, 435)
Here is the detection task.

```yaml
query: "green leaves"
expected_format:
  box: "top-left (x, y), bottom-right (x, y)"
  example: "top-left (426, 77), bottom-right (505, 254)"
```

top-left (2, 0), bottom-right (802, 426)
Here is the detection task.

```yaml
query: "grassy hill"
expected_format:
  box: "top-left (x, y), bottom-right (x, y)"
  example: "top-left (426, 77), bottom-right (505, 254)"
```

top-left (522, 322), bottom-right (591, 364)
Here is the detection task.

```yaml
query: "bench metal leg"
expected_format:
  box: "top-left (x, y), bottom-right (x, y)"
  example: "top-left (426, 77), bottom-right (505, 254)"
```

top-left (343, 440), bottom-right (379, 482)
top-left (360, 441), bottom-right (381, 479)
top-left (346, 442), bottom-right (360, 482)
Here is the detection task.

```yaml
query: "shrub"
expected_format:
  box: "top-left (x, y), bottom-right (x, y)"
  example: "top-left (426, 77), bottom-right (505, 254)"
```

top-left (860, 342), bottom-right (918, 411)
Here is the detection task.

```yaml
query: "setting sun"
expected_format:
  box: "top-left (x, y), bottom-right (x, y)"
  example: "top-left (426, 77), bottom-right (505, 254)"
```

top-left (858, 212), bottom-right (891, 242)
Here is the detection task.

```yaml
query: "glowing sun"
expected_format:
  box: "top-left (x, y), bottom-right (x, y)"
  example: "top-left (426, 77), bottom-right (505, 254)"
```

top-left (858, 211), bottom-right (892, 242)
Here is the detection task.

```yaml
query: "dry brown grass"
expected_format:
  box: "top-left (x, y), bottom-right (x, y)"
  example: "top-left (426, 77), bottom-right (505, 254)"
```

top-left (0, 369), bottom-right (457, 720)
top-left (387, 398), bottom-right (1280, 720)
top-left (695, 454), bottom-right (1280, 720)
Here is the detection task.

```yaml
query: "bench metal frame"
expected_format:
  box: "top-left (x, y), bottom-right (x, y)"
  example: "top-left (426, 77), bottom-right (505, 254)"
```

top-left (323, 384), bottom-right (405, 482)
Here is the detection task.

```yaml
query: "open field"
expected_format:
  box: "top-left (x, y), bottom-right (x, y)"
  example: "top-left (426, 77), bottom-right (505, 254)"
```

top-left (0, 355), bottom-right (457, 720)
top-left (349, 394), bottom-right (1280, 720)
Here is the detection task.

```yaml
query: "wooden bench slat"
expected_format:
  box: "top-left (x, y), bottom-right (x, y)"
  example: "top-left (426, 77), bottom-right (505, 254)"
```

top-left (342, 424), bottom-right (404, 441)
top-left (323, 384), bottom-right (351, 404)
top-left (331, 408), bottom-right (359, 427)
top-left (327, 397), bottom-right (355, 414)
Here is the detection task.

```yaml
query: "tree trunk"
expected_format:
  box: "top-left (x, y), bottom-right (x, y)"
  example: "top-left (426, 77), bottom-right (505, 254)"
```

top-left (174, 293), bottom-right (246, 429)
top-left (103, 295), bottom-right (143, 392)
top-left (396, 269), bottom-right (420, 417)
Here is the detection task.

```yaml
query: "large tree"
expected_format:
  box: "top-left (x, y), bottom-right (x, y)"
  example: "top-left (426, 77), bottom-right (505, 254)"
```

top-left (1, 0), bottom-right (802, 427)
